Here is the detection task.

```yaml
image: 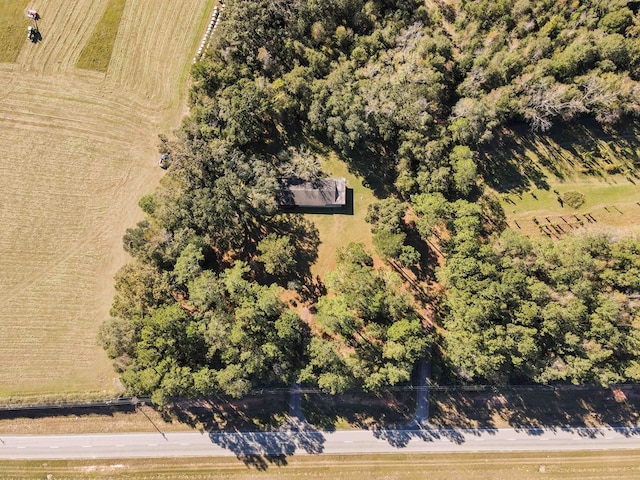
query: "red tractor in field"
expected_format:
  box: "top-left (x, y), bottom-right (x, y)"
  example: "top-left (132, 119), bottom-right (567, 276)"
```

top-left (26, 9), bottom-right (41, 43)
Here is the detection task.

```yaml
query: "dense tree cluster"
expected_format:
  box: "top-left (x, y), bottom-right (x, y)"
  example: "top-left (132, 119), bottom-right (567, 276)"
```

top-left (438, 229), bottom-right (640, 386)
top-left (300, 243), bottom-right (430, 393)
top-left (101, 0), bottom-right (640, 402)
top-left (100, 260), bottom-right (307, 405)
top-left (188, 0), bottom-right (640, 201)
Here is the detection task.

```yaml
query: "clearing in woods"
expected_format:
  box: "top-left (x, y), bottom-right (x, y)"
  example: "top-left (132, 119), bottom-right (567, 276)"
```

top-left (487, 120), bottom-right (640, 239)
top-left (0, 0), bottom-right (216, 399)
top-left (305, 152), bottom-right (377, 279)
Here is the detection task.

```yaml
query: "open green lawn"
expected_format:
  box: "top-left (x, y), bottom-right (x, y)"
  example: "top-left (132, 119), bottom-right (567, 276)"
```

top-left (76, 0), bottom-right (126, 71)
top-left (487, 120), bottom-right (640, 238)
top-left (500, 181), bottom-right (640, 237)
top-left (303, 152), bottom-right (378, 278)
top-left (2, 451), bottom-right (640, 479)
top-left (0, 0), bottom-right (30, 62)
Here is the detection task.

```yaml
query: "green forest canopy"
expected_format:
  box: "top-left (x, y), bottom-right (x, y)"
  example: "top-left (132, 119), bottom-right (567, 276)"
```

top-left (100, 0), bottom-right (640, 404)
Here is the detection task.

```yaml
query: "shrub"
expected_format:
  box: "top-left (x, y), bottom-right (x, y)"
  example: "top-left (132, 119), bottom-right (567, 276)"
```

top-left (563, 191), bottom-right (585, 209)
top-left (604, 163), bottom-right (622, 174)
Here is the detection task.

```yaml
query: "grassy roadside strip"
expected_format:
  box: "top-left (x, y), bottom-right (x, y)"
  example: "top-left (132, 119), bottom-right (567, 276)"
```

top-left (2, 451), bottom-right (640, 479)
top-left (76, 0), bottom-right (126, 72)
top-left (0, 386), bottom-right (638, 435)
top-left (0, 392), bottom-right (129, 407)
top-left (0, 0), bottom-right (30, 62)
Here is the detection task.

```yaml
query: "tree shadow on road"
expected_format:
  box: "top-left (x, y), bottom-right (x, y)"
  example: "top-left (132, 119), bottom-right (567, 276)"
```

top-left (300, 390), bottom-right (484, 448)
top-left (208, 421), bottom-right (325, 470)
top-left (370, 422), bottom-right (472, 447)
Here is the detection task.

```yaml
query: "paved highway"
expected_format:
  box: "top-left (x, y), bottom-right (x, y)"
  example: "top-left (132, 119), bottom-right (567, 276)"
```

top-left (0, 426), bottom-right (639, 459)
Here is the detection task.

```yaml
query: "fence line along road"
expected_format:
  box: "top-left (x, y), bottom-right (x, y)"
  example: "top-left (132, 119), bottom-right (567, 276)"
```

top-left (0, 382), bottom-right (637, 412)
top-left (0, 397), bottom-right (150, 413)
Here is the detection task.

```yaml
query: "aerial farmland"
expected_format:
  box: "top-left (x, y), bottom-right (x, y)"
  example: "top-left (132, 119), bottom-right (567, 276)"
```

top-left (0, 0), bottom-right (217, 399)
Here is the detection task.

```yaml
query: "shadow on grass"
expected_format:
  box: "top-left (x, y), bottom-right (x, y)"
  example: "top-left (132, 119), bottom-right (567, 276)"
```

top-left (162, 392), bottom-right (289, 432)
top-left (429, 385), bottom-right (640, 435)
top-left (302, 390), bottom-right (415, 432)
top-left (479, 124), bottom-right (550, 193)
top-left (480, 119), bottom-right (640, 193)
top-left (0, 403), bottom-right (136, 421)
top-left (343, 147), bottom-right (393, 200)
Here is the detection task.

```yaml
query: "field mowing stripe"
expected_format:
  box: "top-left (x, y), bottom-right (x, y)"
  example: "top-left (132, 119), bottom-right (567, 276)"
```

top-left (0, 0), bottom-right (30, 63)
top-left (77, 0), bottom-right (127, 72)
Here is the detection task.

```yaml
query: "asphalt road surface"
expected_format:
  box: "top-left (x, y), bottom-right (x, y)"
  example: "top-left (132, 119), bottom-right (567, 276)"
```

top-left (1, 427), bottom-right (639, 459)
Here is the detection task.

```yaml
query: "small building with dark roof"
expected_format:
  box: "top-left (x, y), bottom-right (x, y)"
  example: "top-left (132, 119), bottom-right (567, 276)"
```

top-left (277, 178), bottom-right (347, 208)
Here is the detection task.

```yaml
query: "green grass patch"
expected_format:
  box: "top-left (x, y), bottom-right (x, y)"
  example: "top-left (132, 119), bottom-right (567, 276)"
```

top-left (0, 0), bottom-right (30, 62)
top-left (500, 182), bottom-right (640, 237)
top-left (301, 152), bottom-right (378, 278)
top-left (77, 0), bottom-right (127, 72)
top-left (483, 119), bottom-right (640, 237)
top-left (2, 451), bottom-right (640, 478)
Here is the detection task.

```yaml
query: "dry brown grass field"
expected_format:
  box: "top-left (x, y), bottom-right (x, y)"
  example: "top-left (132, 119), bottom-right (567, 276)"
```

top-left (2, 451), bottom-right (640, 479)
top-left (0, 0), bottom-right (215, 399)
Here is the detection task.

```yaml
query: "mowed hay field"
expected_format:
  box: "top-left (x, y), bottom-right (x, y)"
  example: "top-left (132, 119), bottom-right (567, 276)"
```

top-left (0, 0), bottom-right (215, 398)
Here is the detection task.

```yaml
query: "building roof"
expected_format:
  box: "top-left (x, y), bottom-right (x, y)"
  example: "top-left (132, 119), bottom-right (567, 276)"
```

top-left (277, 178), bottom-right (347, 208)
